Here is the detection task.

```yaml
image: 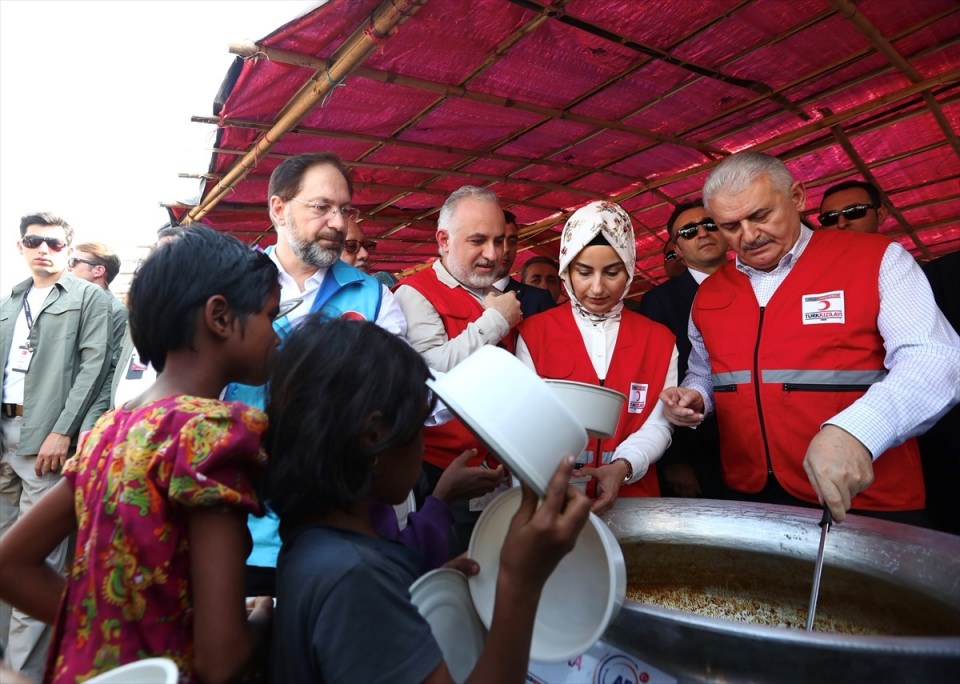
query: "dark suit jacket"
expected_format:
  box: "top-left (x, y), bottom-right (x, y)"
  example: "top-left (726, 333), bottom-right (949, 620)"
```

top-left (504, 278), bottom-right (557, 319)
top-left (919, 252), bottom-right (960, 534)
top-left (637, 270), bottom-right (698, 379)
top-left (637, 269), bottom-right (725, 498)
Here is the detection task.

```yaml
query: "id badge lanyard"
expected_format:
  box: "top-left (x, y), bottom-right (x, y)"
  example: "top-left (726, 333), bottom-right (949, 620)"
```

top-left (12, 284), bottom-right (37, 373)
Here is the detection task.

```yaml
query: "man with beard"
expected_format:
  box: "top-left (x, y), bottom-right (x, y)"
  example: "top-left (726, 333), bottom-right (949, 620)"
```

top-left (661, 152), bottom-right (960, 526)
top-left (639, 200), bottom-right (728, 499)
top-left (254, 152), bottom-right (404, 335)
top-left (224, 152), bottom-right (406, 595)
top-left (394, 186), bottom-right (519, 553)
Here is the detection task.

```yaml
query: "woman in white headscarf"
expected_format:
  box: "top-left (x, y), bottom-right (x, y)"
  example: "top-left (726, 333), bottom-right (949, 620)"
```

top-left (517, 201), bottom-right (678, 514)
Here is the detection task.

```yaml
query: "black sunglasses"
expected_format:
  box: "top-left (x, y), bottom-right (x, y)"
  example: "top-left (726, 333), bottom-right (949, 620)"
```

top-left (68, 257), bottom-right (99, 269)
top-left (817, 203), bottom-right (876, 227)
top-left (663, 249), bottom-right (678, 261)
top-left (675, 219), bottom-right (719, 241)
top-left (22, 235), bottom-right (66, 252)
top-left (343, 239), bottom-right (376, 254)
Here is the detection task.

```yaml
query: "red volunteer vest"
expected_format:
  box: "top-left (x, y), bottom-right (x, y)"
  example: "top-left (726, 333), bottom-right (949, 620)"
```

top-left (519, 305), bottom-right (675, 498)
top-left (400, 264), bottom-right (515, 470)
top-left (692, 230), bottom-right (924, 510)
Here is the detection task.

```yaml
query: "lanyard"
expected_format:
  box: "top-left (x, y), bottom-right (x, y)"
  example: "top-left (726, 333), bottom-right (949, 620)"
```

top-left (22, 283), bottom-right (35, 330)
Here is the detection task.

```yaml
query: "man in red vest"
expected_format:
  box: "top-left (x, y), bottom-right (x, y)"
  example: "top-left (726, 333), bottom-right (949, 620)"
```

top-left (660, 152), bottom-right (960, 525)
top-left (394, 186), bottom-right (521, 553)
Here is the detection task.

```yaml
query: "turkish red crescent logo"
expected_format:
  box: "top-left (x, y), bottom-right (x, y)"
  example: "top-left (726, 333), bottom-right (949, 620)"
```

top-left (818, 300), bottom-right (831, 310)
top-left (340, 311), bottom-right (368, 321)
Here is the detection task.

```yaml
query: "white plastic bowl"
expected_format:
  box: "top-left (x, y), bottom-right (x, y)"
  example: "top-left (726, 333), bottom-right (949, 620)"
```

top-left (84, 658), bottom-right (178, 684)
top-left (410, 568), bottom-right (486, 683)
top-left (467, 488), bottom-right (626, 662)
top-left (426, 346), bottom-right (588, 496)
top-left (544, 380), bottom-right (626, 439)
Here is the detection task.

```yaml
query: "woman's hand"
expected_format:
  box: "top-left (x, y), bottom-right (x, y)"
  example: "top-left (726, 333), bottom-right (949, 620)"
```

top-left (578, 460), bottom-right (629, 515)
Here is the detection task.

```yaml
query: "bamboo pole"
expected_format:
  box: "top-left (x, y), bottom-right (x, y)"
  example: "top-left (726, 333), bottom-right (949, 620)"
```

top-left (186, 0), bottom-right (429, 223)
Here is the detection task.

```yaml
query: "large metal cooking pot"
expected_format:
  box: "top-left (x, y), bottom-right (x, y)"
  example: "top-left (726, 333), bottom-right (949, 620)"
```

top-left (601, 498), bottom-right (960, 682)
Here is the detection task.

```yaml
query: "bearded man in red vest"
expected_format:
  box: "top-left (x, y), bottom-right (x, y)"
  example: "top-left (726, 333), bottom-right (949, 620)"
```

top-left (394, 185), bottom-right (522, 553)
top-left (661, 152), bottom-right (960, 526)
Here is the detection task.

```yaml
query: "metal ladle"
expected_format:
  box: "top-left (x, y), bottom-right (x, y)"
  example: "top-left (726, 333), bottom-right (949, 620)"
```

top-left (805, 506), bottom-right (833, 631)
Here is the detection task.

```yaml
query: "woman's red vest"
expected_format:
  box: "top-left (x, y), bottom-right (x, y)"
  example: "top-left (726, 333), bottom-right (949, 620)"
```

top-left (691, 230), bottom-right (924, 510)
top-left (399, 265), bottom-right (514, 469)
top-left (519, 305), bottom-right (676, 497)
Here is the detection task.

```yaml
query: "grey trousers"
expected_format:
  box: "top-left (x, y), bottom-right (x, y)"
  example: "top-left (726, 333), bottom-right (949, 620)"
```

top-left (0, 416), bottom-right (70, 683)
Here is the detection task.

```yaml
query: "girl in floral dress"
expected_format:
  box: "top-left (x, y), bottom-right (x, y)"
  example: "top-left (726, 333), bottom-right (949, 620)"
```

top-left (0, 226), bottom-right (282, 683)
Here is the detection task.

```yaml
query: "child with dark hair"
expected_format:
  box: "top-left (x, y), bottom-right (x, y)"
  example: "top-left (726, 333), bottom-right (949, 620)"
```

top-left (0, 226), bottom-right (281, 683)
top-left (266, 317), bottom-right (591, 683)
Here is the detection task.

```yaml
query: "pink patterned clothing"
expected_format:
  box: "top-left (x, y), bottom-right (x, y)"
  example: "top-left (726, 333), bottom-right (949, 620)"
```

top-left (45, 396), bottom-right (268, 684)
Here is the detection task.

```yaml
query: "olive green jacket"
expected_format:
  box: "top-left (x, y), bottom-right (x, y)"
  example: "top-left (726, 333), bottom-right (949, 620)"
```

top-left (82, 294), bottom-right (128, 428)
top-left (0, 273), bottom-right (113, 455)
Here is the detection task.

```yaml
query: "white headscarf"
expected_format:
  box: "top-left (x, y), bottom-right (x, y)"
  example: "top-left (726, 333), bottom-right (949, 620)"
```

top-left (558, 201), bottom-right (636, 323)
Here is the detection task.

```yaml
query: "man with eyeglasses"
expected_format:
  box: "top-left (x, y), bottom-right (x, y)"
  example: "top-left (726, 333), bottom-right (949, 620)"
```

top-left (0, 212), bottom-right (113, 681)
top-left (223, 152), bottom-right (407, 596)
top-left (339, 215), bottom-right (377, 273)
top-left (638, 200), bottom-right (728, 499)
top-left (817, 180), bottom-right (887, 233)
top-left (660, 152), bottom-right (960, 527)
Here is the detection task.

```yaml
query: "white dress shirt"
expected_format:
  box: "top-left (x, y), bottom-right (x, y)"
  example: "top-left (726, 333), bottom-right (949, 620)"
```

top-left (269, 250), bottom-right (406, 336)
top-left (516, 311), bottom-right (677, 483)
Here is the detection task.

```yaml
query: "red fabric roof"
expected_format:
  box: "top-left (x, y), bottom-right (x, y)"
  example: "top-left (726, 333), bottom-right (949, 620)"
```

top-left (169, 0), bottom-right (960, 296)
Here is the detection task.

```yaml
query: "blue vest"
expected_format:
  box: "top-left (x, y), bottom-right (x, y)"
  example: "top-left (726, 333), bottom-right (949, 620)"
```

top-left (225, 255), bottom-right (383, 568)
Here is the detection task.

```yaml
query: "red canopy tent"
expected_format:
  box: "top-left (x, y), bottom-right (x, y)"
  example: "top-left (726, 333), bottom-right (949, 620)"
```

top-left (166, 0), bottom-right (960, 298)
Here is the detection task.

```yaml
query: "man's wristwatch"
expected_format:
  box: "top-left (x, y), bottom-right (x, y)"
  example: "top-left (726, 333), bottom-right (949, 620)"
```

top-left (612, 457), bottom-right (633, 483)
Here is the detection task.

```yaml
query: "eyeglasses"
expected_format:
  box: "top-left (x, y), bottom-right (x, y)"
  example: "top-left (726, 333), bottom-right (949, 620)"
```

top-left (664, 249), bottom-right (678, 261)
top-left (68, 257), bottom-right (99, 269)
top-left (817, 203), bottom-right (876, 227)
top-left (675, 219), bottom-right (719, 241)
top-left (21, 235), bottom-right (66, 251)
top-left (343, 239), bottom-right (377, 254)
top-left (275, 298), bottom-right (303, 321)
top-left (287, 197), bottom-right (360, 222)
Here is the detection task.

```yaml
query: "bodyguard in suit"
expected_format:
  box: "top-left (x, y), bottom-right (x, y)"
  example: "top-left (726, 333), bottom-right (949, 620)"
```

top-left (495, 210), bottom-right (556, 318)
top-left (638, 200), bottom-right (728, 498)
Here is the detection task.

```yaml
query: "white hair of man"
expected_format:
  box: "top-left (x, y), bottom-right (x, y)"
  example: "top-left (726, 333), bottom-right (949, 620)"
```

top-left (703, 152), bottom-right (796, 212)
top-left (436, 185), bottom-right (500, 255)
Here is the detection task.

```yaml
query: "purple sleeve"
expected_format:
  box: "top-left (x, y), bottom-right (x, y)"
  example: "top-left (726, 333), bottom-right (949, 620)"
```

top-left (370, 496), bottom-right (453, 574)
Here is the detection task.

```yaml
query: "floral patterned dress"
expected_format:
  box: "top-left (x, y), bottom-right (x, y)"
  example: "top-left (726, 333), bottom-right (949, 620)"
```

top-left (45, 396), bottom-right (267, 684)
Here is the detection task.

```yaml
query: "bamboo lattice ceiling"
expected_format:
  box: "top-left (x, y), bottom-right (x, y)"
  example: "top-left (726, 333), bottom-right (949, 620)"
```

top-left (166, 0), bottom-right (960, 297)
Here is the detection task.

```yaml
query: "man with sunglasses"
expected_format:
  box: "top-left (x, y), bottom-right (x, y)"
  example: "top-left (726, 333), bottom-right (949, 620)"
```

top-left (339, 215), bottom-right (377, 273)
top-left (818, 180), bottom-right (887, 233)
top-left (661, 152), bottom-right (960, 527)
top-left (0, 212), bottom-right (113, 680)
top-left (68, 242), bottom-right (128, 418)
top-left (638, 200), bottom-right (728, 499)
top-left (662, 240), bottom-right (686, 279)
